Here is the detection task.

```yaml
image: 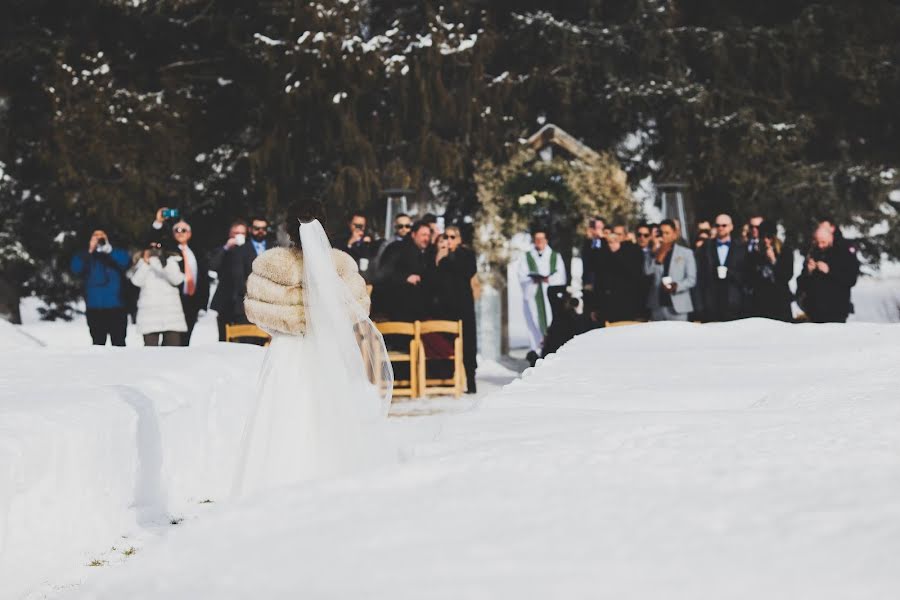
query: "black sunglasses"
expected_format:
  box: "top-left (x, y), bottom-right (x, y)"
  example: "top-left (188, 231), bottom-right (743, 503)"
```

top-left (396, 223), bottom-right (412, 230)
top-left (252, 226), bottom-right (268, 231)
top-left (636, 232), bottom-right (651, 238)
top-left (715, 223), bottom-right (729, 228)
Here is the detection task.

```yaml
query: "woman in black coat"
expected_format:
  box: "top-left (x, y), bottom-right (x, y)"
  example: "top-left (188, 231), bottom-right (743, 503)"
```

top-left (746, 221), bottom-right (793, 322)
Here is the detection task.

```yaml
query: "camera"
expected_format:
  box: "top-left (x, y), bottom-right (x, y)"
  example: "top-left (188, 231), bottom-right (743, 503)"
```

top-left (162, 208), bottom-right (180, 219)
top-left (97, 237), bottom-right (107, 246)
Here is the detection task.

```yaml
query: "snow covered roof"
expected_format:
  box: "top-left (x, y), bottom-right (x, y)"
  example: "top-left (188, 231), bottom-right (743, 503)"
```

top-left (524, 124), bottom-right (600, 162)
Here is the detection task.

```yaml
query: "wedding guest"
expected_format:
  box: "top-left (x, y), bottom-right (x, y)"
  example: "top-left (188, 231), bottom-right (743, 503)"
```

top-left (69, 228), bottom-right (131, 346)
top-left (445, 226), bottom-right (479, 393)
top-left (644, 219), bottom-right (697, 321)
top-left (746, 215), bottom-right (764, 253)
top-left (746, 221), bottom-right (793, 321)
top-left (129, 238), bottom-right (186, 346)
top-left (338, 212), bottom-right (377, 280)
top-left (171, 219), bottom-right (210, 345)
top-left (209, 219), bottom-right (248, 341)
top-left (370, 213), bottom-right (413, 317)
top-left (697, 213), bottom-right (748, 322)
top-left (379, 221), bottom-right (432, 321)
top-left (796, 226), bottom-right (859, 323)
top-left (594, 229), bottom-right (644, 322)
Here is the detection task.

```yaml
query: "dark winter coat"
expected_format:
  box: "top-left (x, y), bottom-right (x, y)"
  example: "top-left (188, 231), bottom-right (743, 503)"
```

top-left (374, 238), bottom-right (431, 321)
top-left (210, 241), bottom-right (264, 321)
top-left (796, 243), bottom-right (859, 323)
top-left (591, 242), bottom-right (644, 322)
top-left (746, 245), bottom-right (794, 322)
top-left (70, 248), bottom-right (131, 309)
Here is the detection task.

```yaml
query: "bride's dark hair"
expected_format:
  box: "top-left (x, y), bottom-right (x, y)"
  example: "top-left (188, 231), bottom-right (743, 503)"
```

top-left (286, 208), bottom-right (326, 249)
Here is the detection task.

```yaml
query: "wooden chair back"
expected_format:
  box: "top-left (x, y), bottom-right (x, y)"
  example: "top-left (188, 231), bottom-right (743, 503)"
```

top-left (417, 319), bottom-right (465, 398)
top-left (225, 323), bottom-right (272, 346)
top-left (375, 321), bottom-right (419, 398)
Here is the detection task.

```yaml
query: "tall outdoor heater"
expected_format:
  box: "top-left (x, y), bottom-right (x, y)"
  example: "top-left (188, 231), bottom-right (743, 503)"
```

top-left (382, 188), bottom-right (416, 240)
top-left (655, 182), bottom-right (694, 243)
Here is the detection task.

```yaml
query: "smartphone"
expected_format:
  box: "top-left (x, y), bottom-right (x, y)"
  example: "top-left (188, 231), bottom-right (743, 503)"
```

top-left (162, 208), bottom-right (180, 219)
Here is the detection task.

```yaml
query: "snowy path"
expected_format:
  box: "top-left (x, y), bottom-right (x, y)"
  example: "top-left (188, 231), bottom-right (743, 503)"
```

top-left (11, 320), bottom-right (895, 599)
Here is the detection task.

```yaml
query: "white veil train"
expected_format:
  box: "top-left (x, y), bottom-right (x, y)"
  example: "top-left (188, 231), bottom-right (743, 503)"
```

top-left (232, 219), bottom-right (394, 497)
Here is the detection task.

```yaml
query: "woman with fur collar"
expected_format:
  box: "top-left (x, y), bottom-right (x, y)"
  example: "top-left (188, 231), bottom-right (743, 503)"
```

top-left (233, 215), bottom-right (393, 497)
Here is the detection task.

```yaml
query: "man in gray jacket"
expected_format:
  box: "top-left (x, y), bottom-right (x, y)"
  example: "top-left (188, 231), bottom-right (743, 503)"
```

top-left (644, 219), bottom-right (697, 321)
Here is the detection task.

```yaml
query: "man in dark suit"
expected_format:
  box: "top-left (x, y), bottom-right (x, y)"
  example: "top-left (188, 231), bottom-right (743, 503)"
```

top-left (697, 213), bottom-right (748, 322)
top-left (208, 220), bottom-right (247, 341)
top-left (580, 216), bottom-right (607, 327)
top-left (210, 217), bottom-right (269, 339)
top-left (370, 213), bottom-right (413, 318)
top-left (381, 221), bottom-right (432, 321)
top-left (171, 219), bottom-right (211, 345)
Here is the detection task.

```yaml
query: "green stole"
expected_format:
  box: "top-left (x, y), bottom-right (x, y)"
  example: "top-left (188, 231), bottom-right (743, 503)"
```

top-left (526, 250), bottom-right (559, 336)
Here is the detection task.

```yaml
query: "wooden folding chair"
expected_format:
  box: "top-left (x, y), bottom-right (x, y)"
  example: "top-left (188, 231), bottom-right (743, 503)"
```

top-left (375, 321), bottom-right (419, 398)
top-left (417, 320), bottom-right (465, 398)
top-left (225, 323), bottom-right (272, 346)
top-left (605, 320), bottom-right (645, 328)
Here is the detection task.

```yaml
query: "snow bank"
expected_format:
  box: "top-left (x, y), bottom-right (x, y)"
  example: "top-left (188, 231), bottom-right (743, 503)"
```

top-left (68, 320), bottom-right (900, 600)
top-left (0, 319), bottom-right (44, 350)
top-left (0, 344), bottom-right (264, 599)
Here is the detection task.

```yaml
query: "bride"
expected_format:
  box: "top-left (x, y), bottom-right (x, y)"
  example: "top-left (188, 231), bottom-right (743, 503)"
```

top-left (232, 218), bottom-right (394, 496)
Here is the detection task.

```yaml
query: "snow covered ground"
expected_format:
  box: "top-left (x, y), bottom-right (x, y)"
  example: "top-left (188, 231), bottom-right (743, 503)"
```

top-left (3, 316), bottom-right (899, 599)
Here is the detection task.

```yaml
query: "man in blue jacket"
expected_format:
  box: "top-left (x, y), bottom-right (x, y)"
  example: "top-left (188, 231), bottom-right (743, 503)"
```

top-left (70, 229), bottom-right (131, 346)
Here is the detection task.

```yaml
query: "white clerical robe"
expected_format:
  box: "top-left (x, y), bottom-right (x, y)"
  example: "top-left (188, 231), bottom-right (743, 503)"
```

top-left (518, 246), bottom-right (567, 352)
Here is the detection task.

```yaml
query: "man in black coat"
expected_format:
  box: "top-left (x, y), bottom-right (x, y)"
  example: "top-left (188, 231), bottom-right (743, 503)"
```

top-left (444, 226), bottom-right (478, 393)
top-left (210, 217), bottom-right (269, 338)
top-left (697, 213), bottom-right (748, 322)
top-left (171, 219), bottom-right (211, 345)
top-left (379, 221), bottom-right (432, 322)
top-left (208, 220), bottom-right (248, 341)
top-left (796, 226), bottom-right (859, 323)
top-left (580, 216), bottom-right (607, 326)
top-left (370, 213), bottom-right (413, 318)
top-left (592, 230), bottom-right (644, 322)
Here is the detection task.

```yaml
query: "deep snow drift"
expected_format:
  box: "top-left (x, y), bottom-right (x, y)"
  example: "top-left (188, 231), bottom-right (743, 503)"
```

top-left (5, 320), bottom-right (894, 599)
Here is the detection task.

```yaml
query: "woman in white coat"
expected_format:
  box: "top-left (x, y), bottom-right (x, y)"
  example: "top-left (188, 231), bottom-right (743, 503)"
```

top-left (129, 241), bottom-right (188, 346)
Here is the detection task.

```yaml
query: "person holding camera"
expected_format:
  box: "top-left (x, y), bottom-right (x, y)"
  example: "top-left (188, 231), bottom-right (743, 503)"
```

top-left (69, 229), bottom-right (131, 346)
top-left (128, 238), bottom-right (187, 346)
top-left (796, 225), bottom-right (859, 323)
top-left (339, 212), bottom-right (376, 280)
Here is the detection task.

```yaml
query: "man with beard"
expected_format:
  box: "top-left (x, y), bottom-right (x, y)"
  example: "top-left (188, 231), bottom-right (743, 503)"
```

top-left (380, 221), bottom-right (432, 321)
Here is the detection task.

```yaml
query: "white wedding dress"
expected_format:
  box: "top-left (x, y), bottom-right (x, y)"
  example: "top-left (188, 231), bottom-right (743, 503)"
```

top-left (232, 220), bottom-right (394, 496)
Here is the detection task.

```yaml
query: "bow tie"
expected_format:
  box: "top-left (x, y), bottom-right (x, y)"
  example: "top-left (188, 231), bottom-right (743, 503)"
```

top-left (717, 241), bottom-right (731, 247)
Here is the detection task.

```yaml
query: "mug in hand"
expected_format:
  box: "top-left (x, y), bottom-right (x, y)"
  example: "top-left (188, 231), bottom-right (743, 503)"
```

top-left (716, 265), bottom-right (728, 280)
top-left (661, 276), bottom-right (673, 288)
top-left (234, 233), bottom-right (246, 246)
